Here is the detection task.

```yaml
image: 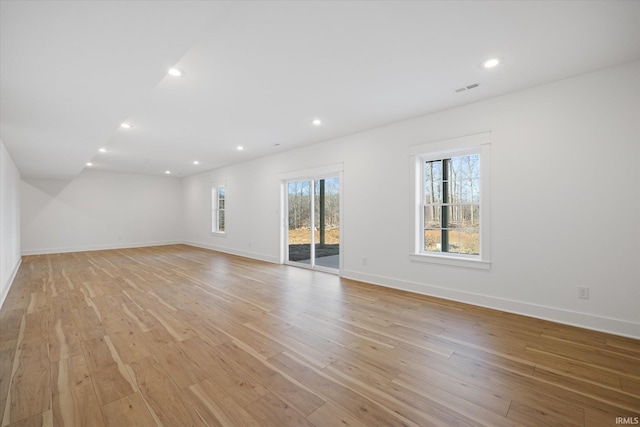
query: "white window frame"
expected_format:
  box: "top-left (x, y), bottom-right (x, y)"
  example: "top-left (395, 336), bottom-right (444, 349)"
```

top-left (211, 183), bottom-right (226, 235)
top-left (409, 133), bottom-right (491, 270)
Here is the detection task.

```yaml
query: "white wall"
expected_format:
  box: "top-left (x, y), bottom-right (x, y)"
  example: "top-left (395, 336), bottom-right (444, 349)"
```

top-left (0, 139), bottom-right (21, 309)
top-left (183, 60), bottom-right (640, 338)
top-left (21, 170), bottom-right (183, 254)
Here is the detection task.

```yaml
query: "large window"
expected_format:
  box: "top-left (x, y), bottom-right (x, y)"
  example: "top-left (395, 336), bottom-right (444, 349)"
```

top-left (422, 152), bottom-right (480, 255)
top-left (410, 133), bottom-right (491, 269)
top-left (212, 184), bottom-right (225, 234)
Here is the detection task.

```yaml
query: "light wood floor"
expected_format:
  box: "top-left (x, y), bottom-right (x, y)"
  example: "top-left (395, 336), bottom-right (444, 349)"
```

top-left (1, 245), bottom-right (638, 426)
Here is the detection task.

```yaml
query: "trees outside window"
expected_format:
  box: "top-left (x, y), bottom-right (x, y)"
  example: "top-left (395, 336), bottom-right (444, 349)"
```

top-left (212, 184), bottom-right (225, 234)
top-left (423, 153), bottom-right (480, 255)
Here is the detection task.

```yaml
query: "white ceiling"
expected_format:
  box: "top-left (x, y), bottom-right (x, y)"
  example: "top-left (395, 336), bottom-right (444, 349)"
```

top-left (2, 1), bottom-right (640, 180)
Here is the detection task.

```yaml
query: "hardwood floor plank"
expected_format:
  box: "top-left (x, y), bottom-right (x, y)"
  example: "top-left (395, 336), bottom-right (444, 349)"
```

top-left (91, 365), bottom-right (135, 406)
top-left (439, 327), bottom-right (529, 357)
top-left (395, 364), bottom-right (512, 416)
top-left (245, 393), bottom-right (314, 427)
top-left (78, 335), bottom-right (136, 405)
top-left (211, 319), bottom-right (286, 359)
top-left (5, 342), bottom-right (50, 424)
top-left (511, 344), bottom-right (621, 388)
top-left (6, 410), bottom-right (52, 427)
top-left (391, 371), bottom-right (522, 427)
top-left (50, 355), bottom-right (90, 397)
top-left (216, 341), bottom-right (326, 417)
top-left (47, 299), bottom-right (83, 362)
top-left (50, 355), bottom-right (104, 427)
top-left (80, 336), bottom-right (116, 375)
top-left (269, 351), bottom-right (417, 427)
top-left (525, 339), bottom-right (640, 377)
top-left (100, 393), bottom-right (157, 427)
top-left (72, 307), bottom-right (105, 341)
top-left (141, 329), bottom-right (209, 389)
top-left (339, 311), bottom-right (453, 361)
top-left (0, 341), bottom-right (17, 407)
top-left (621, 378), bottom-right (640, 395)
top-left (328, 364), bottom-right (471, 427)
top-left (306, 402), bottom-right (369, 427)
top-left (105, 330), bottom-right (150, 363)
top-left (539, 331), bottom-right (640, 361)
top-left (532, 365), bottom-right (640, 412)
top-left (0, 245), bottom-right (638, 426)
top-left (195, 344), bottom-right (270, 408)
top-left (189, 379), bottom-right (260, 427)
top-left (327, 358), bottom-right (393, 390)
top-left (127, 356), bottom-right (206, 426)
top-left (584, 407), bottom-right (639, 427)
top-left (244, 311), bottom-right (296, 333)
top-left (0, 310), bottom-right (22, 344)
top-left (26, 293), bottom-right (47, 315)
top-left (17, 312), bottom-right (47, 350)
top-left (145, 308), bottom-right (196, 342)
top-left (120, 303), bottom-right (156, 333)
top-left (444, 352), bottom-right (633, 416)
top-left (189, 319), bottom-right (232, 348)
top-left (96, 304), bottom-right (137, 335)
top-left (244, 321), bottom-right (337, 368)
top-left (606, 336), bottom-right (640, 354)
top-left (295, 311), bottom-right (399, 349)
top-left (341, 340), bottom-right (404, 381)
top-left (506, 399), bottom-right (583, 427)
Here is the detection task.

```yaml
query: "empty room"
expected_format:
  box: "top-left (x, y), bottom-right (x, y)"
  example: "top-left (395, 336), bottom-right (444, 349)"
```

top-left (1, 1), bottom-right (639, 426)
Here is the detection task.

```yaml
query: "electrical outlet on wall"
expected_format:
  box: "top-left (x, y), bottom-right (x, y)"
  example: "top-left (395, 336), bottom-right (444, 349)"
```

top-left (578, 286), bottom-right (590, 299)
top-left (362, 257), bottom-right (367, 266)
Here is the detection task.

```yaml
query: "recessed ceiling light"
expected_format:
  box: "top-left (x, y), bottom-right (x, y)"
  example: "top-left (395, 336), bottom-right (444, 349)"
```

top-left (312, 119), bottom-right (322, 126)
top-left (237, 146), bottom-right (244, 151)
top-left (193, 160), bottom-right (200, 165)
top-left (168, 68), bottom-right (182, 77)
top-left (120, 122), bottom-right (131, 129)
top-left (165, 170), bottom-right (171, 174)
top-left (86, 162), bottom-right (93, 167)
top-left (99, 148), bottom-right (107, 153)
top-left (482, 58), bottom-right (500, 69)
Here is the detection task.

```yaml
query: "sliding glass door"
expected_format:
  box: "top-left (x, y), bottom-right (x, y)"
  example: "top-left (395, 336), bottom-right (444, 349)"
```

top-left (287, 180), bottom-right (312, 265)
top-left (287, 177), bottom-right (340, 272)
top-left (313, 177), bottom-right (340, 269)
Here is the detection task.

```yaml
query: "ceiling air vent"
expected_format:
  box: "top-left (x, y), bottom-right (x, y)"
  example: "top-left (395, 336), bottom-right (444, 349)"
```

top-left (454, 82), bottom-right (480, 93)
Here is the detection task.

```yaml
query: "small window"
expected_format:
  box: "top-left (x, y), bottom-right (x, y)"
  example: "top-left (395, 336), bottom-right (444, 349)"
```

top-left (410, 133), bottom-right (491, 269)
top-left (212, 184), bottom-right (225, 234)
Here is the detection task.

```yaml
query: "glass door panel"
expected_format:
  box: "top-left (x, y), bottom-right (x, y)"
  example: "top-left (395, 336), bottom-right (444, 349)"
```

top-left (314, 177), bottom-right (340, 270)
top-left (287, 181), bottom-right (312, 265)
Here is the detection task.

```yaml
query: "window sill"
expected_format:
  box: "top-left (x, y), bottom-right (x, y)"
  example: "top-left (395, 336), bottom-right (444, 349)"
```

top-left (211, 232), bottom-right (226, 237)
top-left (409, 253), bottom-right (491, 270)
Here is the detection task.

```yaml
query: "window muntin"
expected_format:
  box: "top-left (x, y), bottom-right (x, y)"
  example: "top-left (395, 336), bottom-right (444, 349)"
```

top-left (212, 185), bottom-right (225, 234)
top-left (421, 152), bottom-right (480, 257)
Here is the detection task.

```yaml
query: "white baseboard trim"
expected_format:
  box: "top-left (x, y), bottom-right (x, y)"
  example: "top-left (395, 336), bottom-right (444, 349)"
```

top-left (341, 269), bottom-right (640, 339)
top-left (183, 240), bottom-right (280, 264)
top-left (0, 258), bottom-right (22, 311)
top-left (21, 240), bottom-right (182, 256)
